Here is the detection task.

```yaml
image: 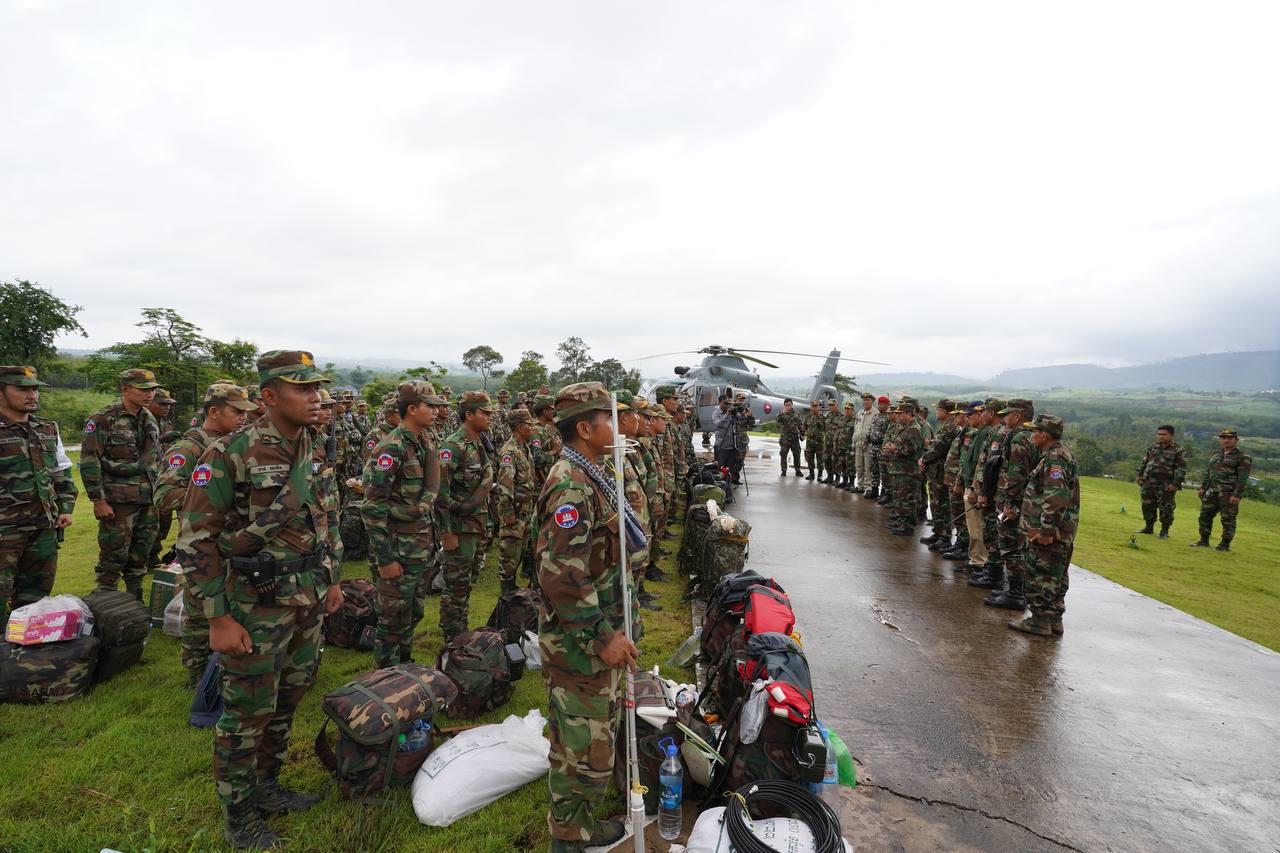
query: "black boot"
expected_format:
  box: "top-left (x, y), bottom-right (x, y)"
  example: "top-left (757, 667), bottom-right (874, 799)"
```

top-left (806, 470), bottom-right (815, 481)
top-left (984, 572), bottom-right (1026, 610)
top-left (862, 486), bottom-right (879, 499)
top-left (852, 484), bottom-right (864, 494)
top-left (256, 777), bottom-right (321, 815)
top-left (941, 548), bottom-right (968, 561)
top-left (645, 566), bottom-right (668, 583)
top-left (919, 533), bottom-right (940, 545)
top-left (876, 493), bottom-right (891, 505)
top-left (1139, 522), bottom-right (1155, 534)
top-left (124, 577), bottom-right (144, 603)
top-left (588, 818), bottom-right (627, 847)
top-left (1189, 537), bottom-right (1210, 547)
top-left (224, 802), bottom-right (284, 850)
top-left (1157, 524), bottom-right (1170, 539)
top-left (1215, 540), bottom-right (1231, 552)
top-left (969, 561), bottom-right (1003, 589)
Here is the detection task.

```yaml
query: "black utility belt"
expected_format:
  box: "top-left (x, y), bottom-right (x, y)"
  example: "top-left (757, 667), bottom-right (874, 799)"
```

top-left (230, 546), bottom-right (328, 602)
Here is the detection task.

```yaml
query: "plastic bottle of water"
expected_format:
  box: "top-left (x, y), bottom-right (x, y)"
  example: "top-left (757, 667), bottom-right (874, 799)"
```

top-left (819, 722), bottom-right (840, 808)
top-left (658, 737), bottom-right (684, 840)
top-left (398, 719), bottom-right (431, 753)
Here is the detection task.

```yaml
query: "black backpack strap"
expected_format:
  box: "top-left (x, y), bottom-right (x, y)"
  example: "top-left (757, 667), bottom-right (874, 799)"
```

top-left (350, 683), bottom-right (404, 793)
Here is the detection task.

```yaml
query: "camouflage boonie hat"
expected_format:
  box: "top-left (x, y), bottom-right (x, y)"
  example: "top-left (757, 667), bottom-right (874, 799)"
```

top-left (1218, 428), bottom-right (1239, 439)
top-left (442, 386), bottom-right (453, 396)
top-left (654, 385), bottom-right (678, 402)
top-left (997, 398), bottom-right (1034, 416)
top-left (246, 384), bottom-right (262, 401)
top-left (0, 365), bottom-right (47, 387)
top-left (496, 388), bottom-right (510, 399)
top-left (1026, 413), bottom-right (1064, 439)
top-left (532, 393), bottom-right (556, 413)
top-left (612, 389), bottom-right (635, 410)
top-left (119, 368), bottom-right (161, 389)
top-left (319, 388), bottom-right (336, 407)
top-left (203, 383), bottom-right (258, 411)
top-left (257, 350), bottom-right (329, 385)
top-left (397, 380), bottom-right (446, 407)
top-left (507, 408), bottom-right (535, 426)
top-left (152, 388), bottom-right (176, 405)
top-left (457, 390), bottom-right (496, 414)
top-left (985, 398), bottom-right (1007, 413)
top-left (553, 381), bottom-right (611, 423)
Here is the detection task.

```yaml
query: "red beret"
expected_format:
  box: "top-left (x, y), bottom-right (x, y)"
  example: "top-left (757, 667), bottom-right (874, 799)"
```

top-left (877, 395), bottom-right (890, 404)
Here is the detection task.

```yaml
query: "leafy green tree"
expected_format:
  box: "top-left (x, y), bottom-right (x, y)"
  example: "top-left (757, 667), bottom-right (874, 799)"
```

top-left (0, 280), bottom-right (86, 371)
top-left (833, 372), bottom-right (860, 399)
top-left (583, 358), bottom-right (641, 392)
top-left (462, 345), bottom-right (504, 390)
top-left (401, 361), bottom-right (449, 384)
top-left (550, 337), bottom-right (594, 386)
top-left (505, 350), bottom-right (549, 393)
top-left (362, 377), bottom-right (397, 405)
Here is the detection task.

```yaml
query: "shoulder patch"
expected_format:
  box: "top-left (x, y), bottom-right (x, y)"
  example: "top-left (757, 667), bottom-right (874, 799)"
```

top-left (501, 453), bottom-right (512, 465)
top-left (553, 503), bottom-right (580, 529)
top-left (376, 452), bottom-right (395, 471)
top-left (366, 438), bottom-right (376, 450)
top-left (191, 463), bottom-right (213, 487)
top-left (167, 452), bottom-right (187, 469)
top-left (1049, 466), bottom-right (1064, 480)
top-left (531, 438), bottom-right (542, 449)
top-left (438, 448), bottom-right (453, 463)
top-left (84, 420), bottom-right (96, 433)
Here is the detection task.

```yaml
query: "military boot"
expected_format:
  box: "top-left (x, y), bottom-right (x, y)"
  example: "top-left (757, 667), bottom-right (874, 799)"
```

top-left (224, 802), bottom-right (284, 850)
top-left (588, 818), bottom-right (626, 847)
top-left (969, 561), bottom-right (1003, 589)
top-left (862, 485), bottom-right (878, 499)
top-left (983, 572), bottom-right (1026, 609)
top-left (1157, 524), bottom-right (1170, 539)
top-left (1189, 537), bottom-right (1210, 547)
top-left (499, 578), bottom-right (518, 595)
top-left (256, 777), bottom-right (321, 814)
top-left (919, 533), bottom-right (940, 545)
top-left (876, 492), bottom-right (891, 505)
top-left (1008, 614), bottom-right (1055, 637)
top-left (1138, 522), bottom-right (1155, 534)
top-left (124, 577), bottom-right (144, 603)
top-left (806, 470), bottom-right (815, 481)
top-left (1215, 540), bottom-right (1231, 552)
top-left (645, 566), bottom-right (668, 583)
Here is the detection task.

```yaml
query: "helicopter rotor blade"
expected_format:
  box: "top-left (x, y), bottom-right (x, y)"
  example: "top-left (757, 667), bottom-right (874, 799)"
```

top-left (731, 348), bottom-right (891, 366)
top-left (620, 350), bottom-right (700, 363)
top-left (726, 350), bottom-right (780, 369)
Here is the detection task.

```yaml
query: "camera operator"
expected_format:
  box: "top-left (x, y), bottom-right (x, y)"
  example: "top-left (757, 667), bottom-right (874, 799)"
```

top-left (712, 394), bottom-right (751, 485)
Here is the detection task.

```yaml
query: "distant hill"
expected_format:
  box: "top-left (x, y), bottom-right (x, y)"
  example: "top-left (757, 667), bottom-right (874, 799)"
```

top-left (988, 351), bottom-right (1280, 392)
top-left (845, 371), bottom-right (980, 388)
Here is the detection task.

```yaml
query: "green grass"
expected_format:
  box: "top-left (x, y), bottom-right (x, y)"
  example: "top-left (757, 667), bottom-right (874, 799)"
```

top-left (1073, 476), bottom-right (1280, 651)
top-left (0, 460), bottom-right (696, 852)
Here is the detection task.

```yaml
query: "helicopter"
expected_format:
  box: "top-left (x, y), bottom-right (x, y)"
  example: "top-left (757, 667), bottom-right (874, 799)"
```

top-left (632, 345), bottom-right (889, 429)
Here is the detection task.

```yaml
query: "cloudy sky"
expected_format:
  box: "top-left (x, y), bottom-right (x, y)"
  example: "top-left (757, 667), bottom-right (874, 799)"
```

top-left (3, 0), bottom-right (1278, 381)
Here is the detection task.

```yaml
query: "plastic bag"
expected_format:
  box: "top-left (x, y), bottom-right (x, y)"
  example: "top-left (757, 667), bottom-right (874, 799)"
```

top-left (738, 681), bottom-right (768, 745)
top-left (163, 593), bottom-right (184, 638)
top-left (519, 630), bottom-right (542, 671)
top-left (825, 730), bottom-right (857, 788)
top-left (686, 807), bottom-right (853, 853)
top-left (5, 595), bottom-right (94, 645)
top-left (411, 708), bottom-right (550, 827)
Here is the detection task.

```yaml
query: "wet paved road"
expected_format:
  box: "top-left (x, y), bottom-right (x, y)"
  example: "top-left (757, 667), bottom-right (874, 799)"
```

top-left (724, 441), bottom-right (1280, 852)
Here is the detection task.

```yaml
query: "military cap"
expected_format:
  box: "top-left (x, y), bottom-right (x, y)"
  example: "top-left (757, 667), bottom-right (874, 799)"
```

top-left (152, 388), bottom-right (176, 405)
top-left (965, 401), bottom-right (986, 414)
top-left (356, 399), bottom-right (368, 408)
top-left (457, 389), bottom-right (496, 414)
top-left (648, 405), bottom-right (672, 420)
top-left (654, 385), bottom-right (678, 402)
top-left (497, 388), bottom-right (510, 399)
top-left (442, 386), bottom-right (453, 396)
top-left (398, 380), bottom-right (447, 407)
top-left (246, 384), bottom-right (262, 401)
top-left (531, 393), bottom-right (556, 414)
top-left (319, 388), bottom-right (336, 406)
top-left (1217, 428), bottom-right (1239, 439)
top-left (876, 395), bottom-right (890, 404)
top-left (985, 398), bottom-right (1007, 412)
top-left (0, 365), bottom-right (47, 387)
top-left (861, 392), bottom-right (874, 400)
top-left (613, 389), bottom-right (635, 410)
top-left (119, 367), bottom-right (161, 389)
top-left (507, 408), bottom-right (536, 426)
top-left (826, 398), bottom-right (838, 407)
top-left (633, 397), bottom-right (651, 412)
top-left (256, 350), bottom-right (329, 385)
top-left (554, 381), bottom-right (612, 423)
top-left (936, 398), bottom-right (953, 409)
top-left (1026, 413), bottom-right (1065, 439)
top-left (843, 400), bottom-right (854, 409)
top-left (203, 383), bottom-right (258, 411)
top-left (997, 397), bottom-right (1034, 415)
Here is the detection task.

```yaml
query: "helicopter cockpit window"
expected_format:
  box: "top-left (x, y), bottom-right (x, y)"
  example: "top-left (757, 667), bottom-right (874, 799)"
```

top-left (698, 388), bottom-right (718, 407)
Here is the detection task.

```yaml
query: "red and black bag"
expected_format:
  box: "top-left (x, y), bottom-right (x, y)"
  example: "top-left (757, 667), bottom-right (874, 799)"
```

top-left (700, 571), bottom-right (785, 669)
top-left (705, 584), bottom-right (796, 716)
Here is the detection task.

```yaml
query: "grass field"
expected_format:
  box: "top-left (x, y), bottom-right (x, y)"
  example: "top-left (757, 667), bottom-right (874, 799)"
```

top-left (1073, 476), bottom-right (1280, 651)
top-left (0, 460), bottom-right (696, 852)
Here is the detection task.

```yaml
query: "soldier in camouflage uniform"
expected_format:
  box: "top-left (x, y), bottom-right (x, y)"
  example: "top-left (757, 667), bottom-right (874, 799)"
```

top-left (838, 400), bottom-right (858, 489)
top-left (862, 396), bottom-right (890, 498)
top-left (435, 390), bottom-right (496, 641)
top-left (1010, 414), bottom-right (1078, 638)
top-left (655, 386), bottom-right (682, 532)
top-left (441, 386), bottom-right (461, 435)
top-left (918, 399), bottom-right (955, 544)
top-left (776, 398), bottom-right (803, 476)
top-left (938, 404), bottom-right (972, 558)
top-left (154, 382), bottom-right (256, 686)
top-left (0, 366), bottom-right (77, 625)
top-left (669, 405), bottom-right (692, 520)
top-left (535, 382), bottom-right (636, 853)
top-left (176, 351), bottom-right (343, 849)
top-left (532, 394), bottom-right (562, 486)
top-left (1136, 425), bottom-right (1187, 538)
top-left (360, 396), bottom-right (399, 464)
top-left (608, 392), bottom-right (650, 607)
top-left (80, 368), bottom-right (162, 599)
top-left (648, 405), bottom-right (675, 578)
top-left (353, 399), bottom-right (371, 436)
top-left (361, 381), bottom-right (444, 667)
top-left (819, 399), bottom-right (839, 483)
top-left (146, 388), bottom-right (182, 567)
top-left (495, 408), bottom-right (539, 593)
top-left (956, 402), bottom-right (991, 571)
top-left (803, 399), bottom-right (824, 481)
top-left (490, 388), bottom-right (513, 449)
top-left (1192, 429), bottom-right (1252, 551)
top-left (977, 400), bottom-right (1037, 602)
top-left (883, 402), bottom-right (924, 534)
top-left (247, 384), bottom-right (266, 420)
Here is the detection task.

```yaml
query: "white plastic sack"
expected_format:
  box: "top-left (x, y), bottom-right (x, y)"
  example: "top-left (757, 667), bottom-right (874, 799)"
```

top-left (411, 708), bottom-right (550, 827)
top-left (519, 630), bottom-right (542, 670)
top-left (687, 807), bottom-right (853, 853)
top-left (163, 591), bottom-right (184, 638)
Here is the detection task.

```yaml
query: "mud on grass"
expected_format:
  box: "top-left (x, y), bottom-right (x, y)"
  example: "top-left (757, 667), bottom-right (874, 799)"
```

top-left (0, 461), bottom-right (697, 852)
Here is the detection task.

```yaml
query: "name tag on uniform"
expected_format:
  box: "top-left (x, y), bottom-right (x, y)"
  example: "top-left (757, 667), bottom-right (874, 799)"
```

top-left (249, 464), bottom-right (290, 475)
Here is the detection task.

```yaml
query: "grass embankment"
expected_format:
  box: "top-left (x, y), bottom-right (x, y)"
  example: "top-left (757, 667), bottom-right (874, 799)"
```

top-left (1074, 476), bottom-right (1280, 651)
top-left (0, 459), bottom-right (695, 852)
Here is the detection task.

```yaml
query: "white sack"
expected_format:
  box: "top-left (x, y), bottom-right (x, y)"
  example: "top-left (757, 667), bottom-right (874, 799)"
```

top-left (686, 806), bottom-right (853, 853)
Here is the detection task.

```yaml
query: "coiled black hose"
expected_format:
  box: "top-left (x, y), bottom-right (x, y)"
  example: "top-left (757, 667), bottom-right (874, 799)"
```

top-left (723, 779), bottom-right (844, 853)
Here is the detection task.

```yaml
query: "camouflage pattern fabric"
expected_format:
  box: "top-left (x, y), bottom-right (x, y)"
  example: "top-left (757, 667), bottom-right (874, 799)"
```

top-left (921, 419), bottom-right (957, 536)
top-left (838, 412), bottom-right (857, 478)
top-left (494, 435), bottom-right (537, 593)
top-left (803, 410), bottom-right (824, 476)
top-left (434, 428), bottom-right (494, 640)
top-left (438, 628), bottom-right (513, 718)
top-left (535, 454), bottom-right (627, 843)
top-left (1137, 441), bottom-right (1187, 527)
top-left (995, 425), bottom-right (1039, 580)
top-left (0, 412), bottom-right (76, 623)
top-left (361, 424), bottom-right (440, 666)
top-left (865, 410), bottom-right (888, 488)
top-left (1021, 440), bottom-right (1079, 620)
top-left (176, 414), bottom-right (342, 811)
top-left (1198, 447), bottom-right (1252, 544)
top-left (776, 410), bottom-right (802, 474)
top-left (80, 402), bottom-right (161, 591)
top-left (887, 417), bottom-right (924, 525)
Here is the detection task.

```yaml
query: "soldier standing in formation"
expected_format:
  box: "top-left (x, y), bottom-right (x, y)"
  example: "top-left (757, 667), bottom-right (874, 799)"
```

top-left (490, 388), bottom-right (513, 449)
top-left (861, 396), bottom-right (890, 497)
top-left (535, 382), bottom-right (636, 853)
top-left (776, 398), bottom-right (803, 476)
top-left (851, 392), bottom-right (875, 492)
top-left (361, 381), bottom-right (444, 667)
top-left (836, 400), bottom-right (857, 488)
top-left (0, 365), bottom-right (76, 625)
top-left (177, 350), bottom-right (343, 849)
top-left (434, 390), bottom-right (496, 642)
top-left (1192, 429), bottom-right (1252, 552)
top-left (803, 399), bottom-right (824, 481)
top-left (531, 393), bottom-right (562, 486)
top-left (494, 408), bottom-right (539, 594)
top-left (153, 382), bottom-right (257, 687)
top-left (977, 399), bottom-right (1036, 604)
top-left (1137, 425), bottom-right (1187, 538)
top-left (80, 368), bottom-right (162, 600)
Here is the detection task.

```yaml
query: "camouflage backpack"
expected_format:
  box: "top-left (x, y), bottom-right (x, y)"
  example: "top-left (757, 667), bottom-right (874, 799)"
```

top-left (485, 588), bottom-right (543, 645)
top-left (315, 663), bottom-right (457, 799)
top-left (437, 628), bottom-right (514, 719)
top-left (0, 636), bottom-right (99, 704)
top-left (699, 515), bottom-right (751, 588)
top-left (679, 505), bottom-right (714, 578)
top-left (339, 503), bottom-right (368, 561)
top-left (323, 578), bottom-right (377, 650)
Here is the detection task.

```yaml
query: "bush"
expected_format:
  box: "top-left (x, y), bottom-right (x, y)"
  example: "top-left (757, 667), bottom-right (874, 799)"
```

top-left (37, 388), bottom-right (114, 440)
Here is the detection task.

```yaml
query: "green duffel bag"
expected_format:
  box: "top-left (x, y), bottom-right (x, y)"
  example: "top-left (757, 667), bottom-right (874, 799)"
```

top-left (0, 636), bottom-right (100, 704)
top-left (437, 628), bottom-right (514, 719)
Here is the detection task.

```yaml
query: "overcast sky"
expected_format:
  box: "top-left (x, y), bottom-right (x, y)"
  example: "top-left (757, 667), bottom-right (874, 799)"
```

top-left (3, 0), bottom-right (1278, 381)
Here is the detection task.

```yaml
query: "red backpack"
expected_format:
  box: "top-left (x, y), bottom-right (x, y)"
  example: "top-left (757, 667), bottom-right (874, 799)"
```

top-left (707, 585), bottom-right (796, 716)
top-left (700, 572), bottom-right (785, 670)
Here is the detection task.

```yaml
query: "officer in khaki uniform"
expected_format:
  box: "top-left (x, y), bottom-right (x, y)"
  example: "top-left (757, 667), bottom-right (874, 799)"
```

top-left (80, 367), bottom-right (162, 599)
top-left (0, 366), bottom-right (77, 624)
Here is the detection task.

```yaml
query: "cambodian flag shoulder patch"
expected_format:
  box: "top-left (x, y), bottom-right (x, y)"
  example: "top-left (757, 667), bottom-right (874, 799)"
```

top-left (531, 439), bottom-right (542, 449)
top-left (191, 463), bottom-right (213, 487)
top-left (376, 453), bottom-right (395, 471)
top-left (366, 439), bottom-right (376, 450)
top-left (84, 420), bottom-right (96, 433)
top-left (439, 448), bottom-right (453, 463)
top-left (501, 454), bottom-right (512, 466)
top-left (554, 503), bottom-right (580, 529)
top-left (1049, 466), bottom-right (1064, 480)
top-left (167, 453), bottom-right (186, 469)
